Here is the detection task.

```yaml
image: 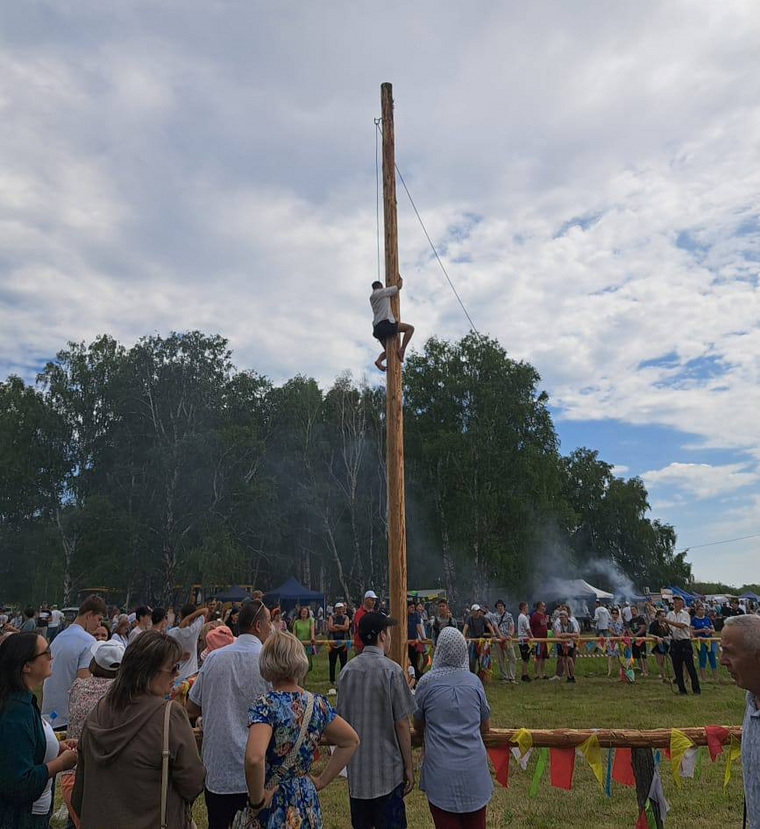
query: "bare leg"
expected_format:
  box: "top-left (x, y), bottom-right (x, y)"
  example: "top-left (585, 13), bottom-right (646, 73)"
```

top-left (375, 349), bottom-right (387, 372)
top-left (396, 322), bottom-right (415, 362)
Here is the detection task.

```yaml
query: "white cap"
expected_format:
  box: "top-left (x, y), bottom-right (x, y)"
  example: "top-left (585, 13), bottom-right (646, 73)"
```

top-left (127, 612), bottom-right (136, 623)
top-left (471, 604), bottom-right (481, 612)
top-left (91, 640), bottom-right (125, 670)
top-left (334, 602), bottom-right (345, 609)
top-left (364, 590), bottom-right (378, 600)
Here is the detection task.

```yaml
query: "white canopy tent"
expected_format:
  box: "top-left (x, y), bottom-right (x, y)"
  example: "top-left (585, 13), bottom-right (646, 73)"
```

top-left (548, 578), bottom-right (614, 600)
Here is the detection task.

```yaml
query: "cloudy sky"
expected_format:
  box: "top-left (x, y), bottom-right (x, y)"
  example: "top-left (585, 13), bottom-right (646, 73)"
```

top-left (2, 1), bottom-right (759, 586)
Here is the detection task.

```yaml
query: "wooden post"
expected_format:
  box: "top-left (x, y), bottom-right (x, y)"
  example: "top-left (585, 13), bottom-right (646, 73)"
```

top-left (381, 82), bottom-right (408, 669)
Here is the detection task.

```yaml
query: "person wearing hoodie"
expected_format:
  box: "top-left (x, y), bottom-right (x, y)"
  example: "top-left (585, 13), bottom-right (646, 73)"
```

top-left (71, 631), bottom-right (205, 829)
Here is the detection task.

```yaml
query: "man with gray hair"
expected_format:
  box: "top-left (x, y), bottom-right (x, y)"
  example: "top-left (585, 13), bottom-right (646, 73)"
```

top-left (720, 614), bottom-right (760, 828)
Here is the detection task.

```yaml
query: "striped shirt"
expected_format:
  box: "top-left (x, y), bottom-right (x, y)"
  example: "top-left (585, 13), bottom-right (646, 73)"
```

top-left (336, 645), bottom-right (416, 799)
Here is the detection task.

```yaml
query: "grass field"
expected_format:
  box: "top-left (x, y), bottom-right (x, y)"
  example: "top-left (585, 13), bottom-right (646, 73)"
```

top-left (51, 650), bottom-right (747, 828)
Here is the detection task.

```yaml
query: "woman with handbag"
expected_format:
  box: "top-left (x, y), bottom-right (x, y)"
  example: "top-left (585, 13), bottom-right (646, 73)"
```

top-left (236, 631), bottom-right (359, 828)
top-left (71, 631), bottom-right (205, 829)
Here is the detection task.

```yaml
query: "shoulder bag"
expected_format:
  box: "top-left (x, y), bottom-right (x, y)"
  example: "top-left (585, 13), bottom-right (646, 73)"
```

top-left (161, 701), bottom-right (199, 829)
top-left (231, 692), bottom-right (315, 829)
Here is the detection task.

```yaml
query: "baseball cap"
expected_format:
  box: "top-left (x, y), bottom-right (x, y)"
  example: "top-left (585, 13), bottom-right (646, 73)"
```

top-left (358, 611), bottom-right (397, 646)
top-left (334, 601), bottom-right (345, 609)
top-left (91, 640), bottom-right (125, 670)
top-left (364, 590), bottom-right (378, 600)
top-left (470, 604), bottom-right (481, 612)
top-left (127, 612), bottom-right (136, 624)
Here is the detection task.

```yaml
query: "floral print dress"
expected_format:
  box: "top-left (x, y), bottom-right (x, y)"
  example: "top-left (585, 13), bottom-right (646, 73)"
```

top-left (248, 691), bottom-right (336, 829)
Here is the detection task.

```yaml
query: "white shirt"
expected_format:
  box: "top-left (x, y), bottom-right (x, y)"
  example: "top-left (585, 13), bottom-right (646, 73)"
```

top-left (622, 606), bottom-right (633, 623)
top-left (667, 609), bottom-right (692, 641)
top-left (169, 616), bottom-right (205, 680)
top-left (111, 632), bottom-right (130, 648)
top-left (593, 606), bottom-right (610, 630)
top-left (128, 624), bottom-right (150, 643)
top-left (188, 634), bottom-right (270, 793)
top-left (517, 613), bottom-right (531, 642)
top-left (32, 719), bottom-right (59, 814)
top-left (370, 286), bottom-right (399, 326)
top-left (41, 623), bottom-right (95, 727)
top-left (50, 609), bottom-right (64, 627)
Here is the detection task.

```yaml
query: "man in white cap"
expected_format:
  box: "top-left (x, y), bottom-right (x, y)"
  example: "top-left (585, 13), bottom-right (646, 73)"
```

top-left (353, 590), bottom-right (378, 652)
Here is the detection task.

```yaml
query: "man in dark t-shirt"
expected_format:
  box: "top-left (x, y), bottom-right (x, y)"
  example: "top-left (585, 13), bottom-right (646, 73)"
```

top-left (462, 605), bottom-right (496, 674)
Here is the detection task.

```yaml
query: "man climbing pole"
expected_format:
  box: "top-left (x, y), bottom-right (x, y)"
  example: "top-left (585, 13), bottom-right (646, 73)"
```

top-left (370, 275), bottom-right (414, 372)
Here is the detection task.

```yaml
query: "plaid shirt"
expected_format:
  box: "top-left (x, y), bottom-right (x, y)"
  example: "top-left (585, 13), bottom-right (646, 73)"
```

top-left (337, 645), bottom-right (416, 799)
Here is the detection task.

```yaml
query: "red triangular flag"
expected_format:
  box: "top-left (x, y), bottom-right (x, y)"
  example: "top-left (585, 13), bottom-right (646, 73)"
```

top-left (635, 808), bottom-right (649, 829)
top-left (549, 747), bottom-right (575, 789)
top-left (705, 726), bottom-right (729, 762)
top-left (612, 747), bottom-right (636, 787)
top-left (487, 747), bottom-right (510, 787)
top-left (663, 748), bottom-right (671, 761)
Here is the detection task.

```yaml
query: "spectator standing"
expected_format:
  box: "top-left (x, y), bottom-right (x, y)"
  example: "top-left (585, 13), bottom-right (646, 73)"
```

top-left (552, 609), bottom-right (579, 683)
top-left (607, 608), bottom-right (624, 677)
top-left (648, 610), bottom-right (671, 680)
top-left (292, 605), bottom-right (317, 674)
top-left (462, 605), bottom-right (496, 677)
top-left (60, 640), bottom-right (124, 827)
top-left (151, 607), bottom-right (169, 633)
top-left (21, 607), bottom-right (37, 633)
top-left (186, 600), bottom-right (272, 829)
top-left (719, 615), bottom-right (760, 829)
top-left (128, 606), bottom-right (152, 643)
top-left (431, 599), bottom-right (457, 643)
top-left (240, 631), bottom-right (359, 828)
top-left (628, 606), bottom-right (649, 677)
top-left (516, 602), bottom-right (533, 682)
top-left (337, 612), bottom-right (416, 829)
top-left (691, 604), bottom-right (718, 682)
top-left (621, 602), bottom-right (633, 624)
top-left (36, 604), bottom-right (51, 640)
top-left (327, 602), bottom-right (350, 688)
top-left (593, 600), bottom-right (610, 638)
top-left (352, 591), bottom-right (379, 653)
top-left (666, 596), bottom-right (701, 695)
top-left (224, 606), bottom-right (240, 637)
top-left (529, 602), bottom-right (550, 680)
top-left (168, 602), bottom-right (211, 682)
top-left (488, 600), bottom-right (517, 683)
top-left (48, 605), bottom-right (64, 642)
top-left (0, 633), bottom-right (78, 827)
top-left (414, 627), bottom-right (492, 828)
top-left (110, 615), bottom-right (130, 648)
top-left (42, 595), bottom-right (107, 730)
top-left (407, 602), bottom-right (426, 681)
top-left (72, 631), bottom-right (205, 828)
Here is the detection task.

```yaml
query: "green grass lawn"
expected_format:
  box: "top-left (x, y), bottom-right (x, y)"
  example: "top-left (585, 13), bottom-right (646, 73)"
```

top-left (52, 651), bottom-right (747, 828)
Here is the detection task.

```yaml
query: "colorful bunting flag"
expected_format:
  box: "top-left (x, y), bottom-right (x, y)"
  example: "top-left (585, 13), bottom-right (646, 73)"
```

top-left (670, 728), bottom-right (697, 785)
top-left (612, 747), bottom-right (636, 787)
top-left (576, 734), bottom-right (604, 787)
top-left (511, 746), bottom-right (533, 770)
top-left (511, 727), bottom-right (534, 760)
top-left (723, 735), bottom-right (741, 790)
top-left (550, 747), bottom-right (576, 789)
top-left (487, 747), bottom-right (510, 787)
top-left (529, 747), bottom-right (549, 797)
top-left (605, 748), bottom-right (613, 797)
top-left (705, 725), bottom-right (729, 762)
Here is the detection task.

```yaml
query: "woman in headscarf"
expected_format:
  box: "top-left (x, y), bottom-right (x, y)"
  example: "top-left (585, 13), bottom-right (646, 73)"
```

top-left (413, 627), bottom-right (492, 829)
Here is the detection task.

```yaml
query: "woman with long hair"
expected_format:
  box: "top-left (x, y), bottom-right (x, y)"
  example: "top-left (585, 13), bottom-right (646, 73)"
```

top-left (71, 631), bottom-right (205, 829)
top-left (413, 627), bottom-right (492, 829)
top-left (0, 632), bottom-right (78, 827)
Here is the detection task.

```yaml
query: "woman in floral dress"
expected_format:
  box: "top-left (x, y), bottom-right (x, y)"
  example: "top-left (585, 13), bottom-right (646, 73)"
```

top-left (242, 631), bottom-right (359, 828)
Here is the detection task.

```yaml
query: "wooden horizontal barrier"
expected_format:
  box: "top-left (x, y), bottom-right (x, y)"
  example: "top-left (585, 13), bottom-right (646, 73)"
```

top-left (308, 636), bottom-right (723, 645)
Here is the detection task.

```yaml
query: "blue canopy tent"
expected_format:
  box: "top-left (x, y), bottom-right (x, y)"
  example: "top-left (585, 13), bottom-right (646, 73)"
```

top-left (740, 592), bottom-right (760, 601)
top-left (668, 585), bottom-right (698, 606)
top-left (213, 584), bottom-right (252, 603)
top-left (263, 577), bottom-right (325, 612)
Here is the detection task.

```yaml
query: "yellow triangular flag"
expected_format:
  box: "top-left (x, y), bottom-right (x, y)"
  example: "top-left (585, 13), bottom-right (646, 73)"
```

top-left (511, 727), bottom-right (534, 759)
top-left (723, 735), bottom-right (742, 790)
top-left (670, 728), bottom-right (695, 787)
top-left (576, 734), bottom-right (604, 787)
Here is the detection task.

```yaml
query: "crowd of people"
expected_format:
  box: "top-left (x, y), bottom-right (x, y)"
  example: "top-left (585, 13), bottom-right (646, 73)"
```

top-left (1, 590), bottom-right (759, 828)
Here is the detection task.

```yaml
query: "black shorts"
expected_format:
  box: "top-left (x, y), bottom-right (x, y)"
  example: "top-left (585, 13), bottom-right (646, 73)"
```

top-left (555, 644), bottom-right (576, 659)
top-left (519, 643), bottom-right (531, 662)
top-left (373, 319), bottom-right (399, 342)
top-left (632, 643), bottom-right (647, 658)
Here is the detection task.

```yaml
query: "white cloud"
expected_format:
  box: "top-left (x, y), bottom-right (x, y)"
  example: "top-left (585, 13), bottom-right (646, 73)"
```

top-left (642, 462), bottom-right (759, 500)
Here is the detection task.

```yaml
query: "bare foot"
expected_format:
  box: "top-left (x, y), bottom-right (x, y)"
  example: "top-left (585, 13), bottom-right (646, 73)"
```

top-left (375, 359), bottom-right (387, 372)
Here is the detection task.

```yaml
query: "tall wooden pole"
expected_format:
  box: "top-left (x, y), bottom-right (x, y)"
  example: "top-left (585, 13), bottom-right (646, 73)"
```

top-left (381, 82), bottom-right (408, 669)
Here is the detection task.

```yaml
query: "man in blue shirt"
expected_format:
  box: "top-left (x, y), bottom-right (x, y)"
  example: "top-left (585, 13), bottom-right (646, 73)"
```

top-left (406, 603), bottom-right (425, 681)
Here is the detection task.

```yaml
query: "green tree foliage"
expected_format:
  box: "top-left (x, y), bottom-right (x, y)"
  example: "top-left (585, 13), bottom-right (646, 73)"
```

top-left (0, 331), bottom-right (690, 606)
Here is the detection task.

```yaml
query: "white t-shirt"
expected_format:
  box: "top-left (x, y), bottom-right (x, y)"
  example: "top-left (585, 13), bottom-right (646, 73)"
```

top-left (50, 609), bottom-right (64, 628)
top-left (42, 623), bottom-right (95, 727)
top-left (594, 606), bottom-right (610, 630)
top-left (667, 610), bottom-right (692, 641)
top-left (128, 624), bottom-right (150, 643)
top-left (169, 617), bottom-right (205, 680)
top-left (32, 719), bottom-right (59, 814)
top-left (621, 606), bottom-right (633, 623)
top-left (517, 613), bottom-right (531, 642)
top-left (370, 286), bottom-right (399, 326)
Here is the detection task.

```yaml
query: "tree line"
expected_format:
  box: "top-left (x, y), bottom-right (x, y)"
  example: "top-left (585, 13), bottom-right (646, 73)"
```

top-left (0, 330), bottom-right (691, 607)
